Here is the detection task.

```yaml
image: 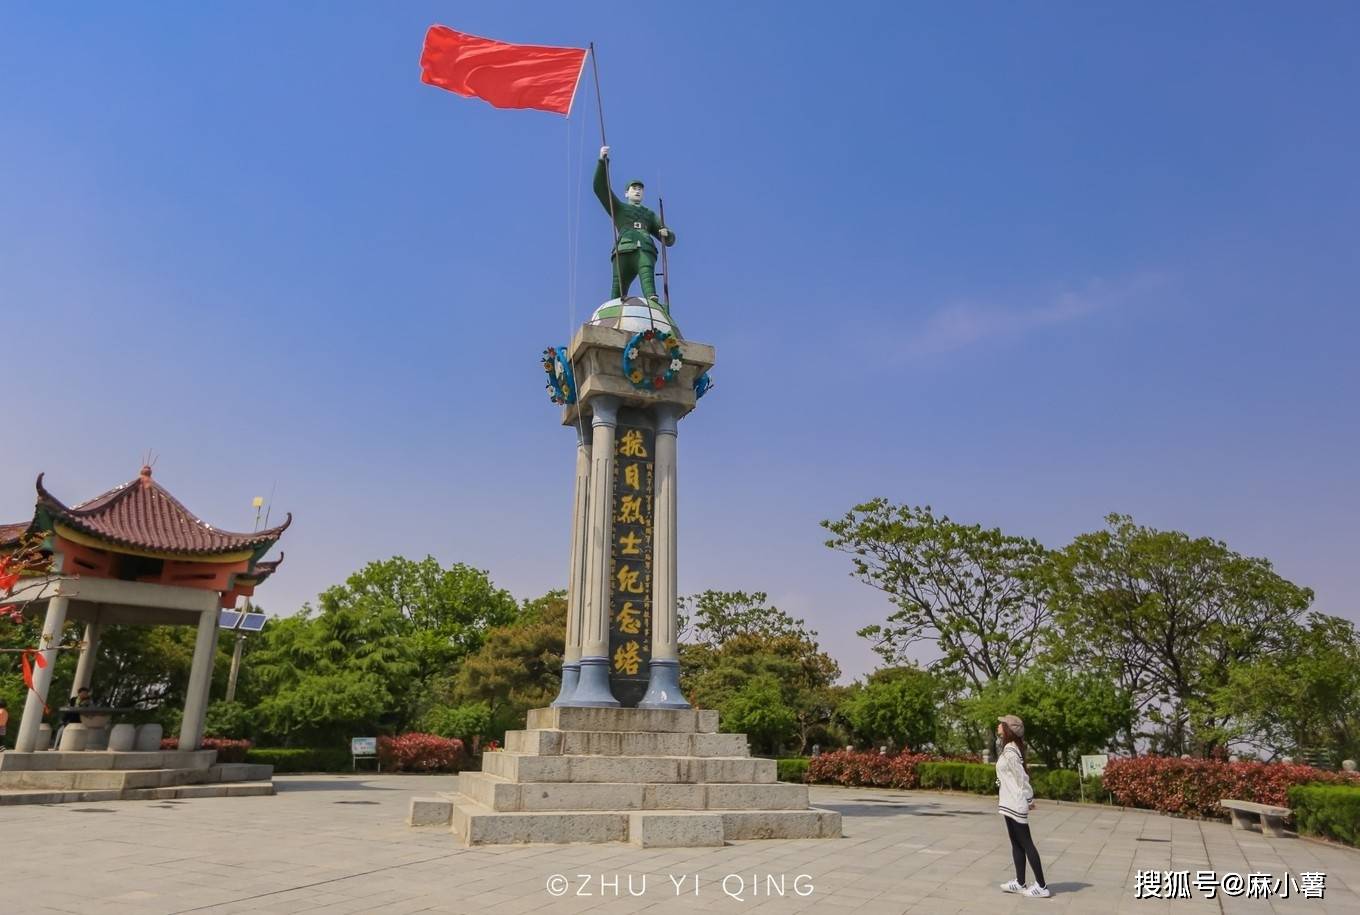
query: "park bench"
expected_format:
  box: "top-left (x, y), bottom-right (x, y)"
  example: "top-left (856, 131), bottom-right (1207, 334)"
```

top-left (1220, 799), bottom-right (1291, 838)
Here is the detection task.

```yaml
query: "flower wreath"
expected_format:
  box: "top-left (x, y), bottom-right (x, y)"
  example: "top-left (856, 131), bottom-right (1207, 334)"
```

top-left (622, 328), bottom-right (684, 391)
top-left (542, 346), bottom-right (576, 405)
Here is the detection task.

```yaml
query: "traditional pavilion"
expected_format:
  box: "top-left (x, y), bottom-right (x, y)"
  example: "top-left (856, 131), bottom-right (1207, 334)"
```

top-left (1, 465), bottom-right (288, 754)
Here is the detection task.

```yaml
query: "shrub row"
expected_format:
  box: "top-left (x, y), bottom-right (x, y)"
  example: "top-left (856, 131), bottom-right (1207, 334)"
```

top-left (776, 757), bottom-right (810, 783)
top-left (159, 737), bottom-right (252, 763)
top-left (1101, 757), bottom-right (1358, 818)
top-left (918, 761), bottom-right (995, 794)
top-left (809, 751), bottom-right (1360, 831)
top-left (245, 747), bottom-right (354, 772)
top-left (378, 732), bottom-right (463, 773)
top-left (1287, 784), bottom-right (1360, 847)
top-left (807, 750), bottom-right (934, 789)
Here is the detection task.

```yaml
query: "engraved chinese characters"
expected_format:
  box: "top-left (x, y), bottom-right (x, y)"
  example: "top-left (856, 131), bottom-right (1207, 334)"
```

top-left (609, 418), bottom-right (655, 706)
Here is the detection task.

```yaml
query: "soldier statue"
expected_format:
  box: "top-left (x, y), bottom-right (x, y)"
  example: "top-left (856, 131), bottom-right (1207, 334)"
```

top-left (595, 145), bottom-right (676, 307)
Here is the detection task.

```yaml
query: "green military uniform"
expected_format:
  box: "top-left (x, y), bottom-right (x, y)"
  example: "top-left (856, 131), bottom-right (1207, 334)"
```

top-left (594, 158), bottom-right (676, 303)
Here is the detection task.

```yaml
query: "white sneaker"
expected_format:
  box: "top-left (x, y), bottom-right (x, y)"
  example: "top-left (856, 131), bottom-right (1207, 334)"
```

top-left (1000, 880), bottom-right (1024, 893)
top-left (1024, 883), bottom-right (1052, 898)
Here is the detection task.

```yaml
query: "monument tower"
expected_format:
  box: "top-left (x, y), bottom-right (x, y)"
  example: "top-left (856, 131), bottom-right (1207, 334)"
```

top-left (412, 27), bottom-right (839, 845)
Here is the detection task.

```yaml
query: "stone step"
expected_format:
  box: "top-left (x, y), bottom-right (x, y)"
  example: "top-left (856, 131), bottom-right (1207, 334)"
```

top-left (451, 800), bottom-right (629, 845)
top-left (0, 767), bottom-right (217, 791)
top-left (446, 797), bottom-right (840, 846)
top-left (482, 751), bottom-right (775, 785)
top-left (629, 812), bottom-right (723, 847)
top-left (720, 809), bottom-right (842, 840)
top-left (0, 765), bottom-right (274, 791)
top-left (121, 781), bottom-right (275, 801)
top-left (0, 780), bottom-right (275, 806)
top-left (527, 707), bottom-right (718, 734)
top-left (212, 763), bottom-right (274, 783)
top-left (0, 750), bottom-right (217, 772)
top-left (408, 794), bottom-right (457, 826)
top-left (505, 728), bottom-right (749, 758)
top-left (459, 772), bottom-right (809, 812)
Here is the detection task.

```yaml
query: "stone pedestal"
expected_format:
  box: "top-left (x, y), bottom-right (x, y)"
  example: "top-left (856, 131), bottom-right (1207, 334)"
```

top-left (408, 706), bottom-right (841, 846)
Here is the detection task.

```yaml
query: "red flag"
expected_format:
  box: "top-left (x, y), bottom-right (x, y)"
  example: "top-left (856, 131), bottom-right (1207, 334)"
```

top-left (420, 26), bottom-right (587, 116)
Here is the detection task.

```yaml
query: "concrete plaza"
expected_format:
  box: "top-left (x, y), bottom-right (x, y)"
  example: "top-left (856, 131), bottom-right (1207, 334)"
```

top-left (5, 774), bottom-right (1357, 915)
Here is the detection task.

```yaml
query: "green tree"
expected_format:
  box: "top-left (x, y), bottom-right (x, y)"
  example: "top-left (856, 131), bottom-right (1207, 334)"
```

top-left (1213, 612), bottom-right (1360, 764)
top-left (236, 557), bottom-right (520, 743)
top-left (719, 675), bottom-right (798, 755)
top-left (679, 590), bottom-right (816, 645)
top-left (423, 701), bottom-right (493, 743)
top-left (242, 607), bottom-right (410, 745)
top-left (680, 593), bottom-right (842, 755)
top-left (311, 556), bottom-right (518, 721)
top-left (822, 500), bottom-right (1050, 691)
top-left (438, 591), bottom-right (567, 739)
top-left (1046, 514), bottom-right (1313, 756)
top-left (839, 666), bottom-right (944, 751)
top-left (965, 663), bottom-right (1134, 768)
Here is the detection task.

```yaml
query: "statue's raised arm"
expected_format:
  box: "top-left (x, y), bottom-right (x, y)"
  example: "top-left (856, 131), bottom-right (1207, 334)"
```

top-left (594, 146), bottom-right (675, 310)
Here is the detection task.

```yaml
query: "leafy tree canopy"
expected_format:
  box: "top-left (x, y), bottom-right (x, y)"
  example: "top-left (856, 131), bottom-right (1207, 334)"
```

top-left (822, 500), bottom-right (1050, 691)
top-left (839, 666), bottom-right (944, 752)
top-left (1045, 514), bottom-right (1313, 756)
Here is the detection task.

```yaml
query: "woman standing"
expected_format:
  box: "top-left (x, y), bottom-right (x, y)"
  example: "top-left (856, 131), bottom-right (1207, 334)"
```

top-left (996, 714), bottom-right (1050, 898)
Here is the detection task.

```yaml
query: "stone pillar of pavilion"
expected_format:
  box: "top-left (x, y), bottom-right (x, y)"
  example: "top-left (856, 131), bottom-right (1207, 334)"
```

top-left (1, 466), bottom-right (289, 754)
top-left (553, 303), bottom-right (715, 708)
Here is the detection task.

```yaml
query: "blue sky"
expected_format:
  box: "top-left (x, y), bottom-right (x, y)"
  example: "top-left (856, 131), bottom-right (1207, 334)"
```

top-left (2, 3), bottom-right (1356, 680)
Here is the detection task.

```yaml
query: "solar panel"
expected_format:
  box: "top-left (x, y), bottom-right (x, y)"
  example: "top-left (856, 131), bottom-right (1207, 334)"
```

top-left (239, 612), bottom-right (267, 632)
top-left (218, 610), bottom-right (243, 630)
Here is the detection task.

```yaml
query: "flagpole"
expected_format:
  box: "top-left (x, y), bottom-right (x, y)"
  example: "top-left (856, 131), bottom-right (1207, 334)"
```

top-left (589, 42), bottom-right (626, 311)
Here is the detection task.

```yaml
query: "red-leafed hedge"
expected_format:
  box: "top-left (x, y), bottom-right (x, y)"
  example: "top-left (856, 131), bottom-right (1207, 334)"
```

top-left (1101, 757), bottom-right (1360, 818)
top-left (160, 736), bottom-right (253, 763)
top-left (378, 732), bottom-right (463, 773)
top-left (807, 750), bottom-right (937, 790)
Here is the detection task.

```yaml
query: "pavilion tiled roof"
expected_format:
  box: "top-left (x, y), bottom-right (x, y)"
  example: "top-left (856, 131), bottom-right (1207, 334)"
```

top-left (23, 468), bottom-right (291, 557)
top-left (0, 521), bottom-right (30, 546)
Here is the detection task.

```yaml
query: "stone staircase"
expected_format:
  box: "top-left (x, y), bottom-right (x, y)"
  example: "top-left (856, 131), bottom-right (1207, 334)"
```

top-left (408, 707), bottom-right (840, 846)
top-left (0, 749), bottom-right (273, 805)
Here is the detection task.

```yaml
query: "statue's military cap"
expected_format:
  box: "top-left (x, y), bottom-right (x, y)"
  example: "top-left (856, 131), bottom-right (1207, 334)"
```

top-left (626, 178), bottom-right (644, 189)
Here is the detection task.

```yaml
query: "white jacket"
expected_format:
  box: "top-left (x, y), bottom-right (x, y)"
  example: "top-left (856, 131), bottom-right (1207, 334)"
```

top-left (996, 743), bottom-right (1034, 823)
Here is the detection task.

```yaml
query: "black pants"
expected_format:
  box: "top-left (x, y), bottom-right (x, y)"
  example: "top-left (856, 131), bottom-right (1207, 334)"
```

top-left (1004, 816), bottom-right (1046, 887)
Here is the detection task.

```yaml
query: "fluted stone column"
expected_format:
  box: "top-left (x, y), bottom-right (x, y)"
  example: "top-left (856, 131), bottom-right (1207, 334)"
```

top-left (72, 621), bottom-right (103, 693)
top-left (640, 404), bottom-right (688, 708)
top-left (178, 606), bottom-right (220, 751)
top-left (570, 395), bottom-right (622, 707)
top-left (15, 594), bottom-right (69, 753)
top-left (552, 423), bottom-right (592, 706)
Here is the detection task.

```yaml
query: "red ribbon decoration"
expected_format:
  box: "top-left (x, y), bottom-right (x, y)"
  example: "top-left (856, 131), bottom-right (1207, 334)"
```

top-left (21, 648), bottom-right (46, 691)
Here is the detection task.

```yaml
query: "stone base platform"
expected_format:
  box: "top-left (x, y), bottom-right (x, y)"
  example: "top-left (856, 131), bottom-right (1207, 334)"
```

top-left (408, 707), bottom-right (840, 846)
top-left (0, 749), bottom-right (274, 806)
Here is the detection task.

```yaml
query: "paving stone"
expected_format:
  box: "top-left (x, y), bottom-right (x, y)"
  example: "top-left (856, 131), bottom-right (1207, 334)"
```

top-left (6, 775), bottom-right (1359, 912)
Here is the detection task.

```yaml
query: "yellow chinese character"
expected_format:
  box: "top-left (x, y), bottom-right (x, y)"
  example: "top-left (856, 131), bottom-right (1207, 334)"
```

top-left (613, 640), bottom-right (642, 675)
top-left (623, 462), bottom-right (642, 491)
top-left (616, 602), bottom-right (642, 634)
top-left (615, 564), bottom-right (646, 594)
top-left (618, 429), bottom-right (648, 458)
top-left (617, 495), bottom-right (646, 524)
top-left (618, 530), bottom-right (643, 555)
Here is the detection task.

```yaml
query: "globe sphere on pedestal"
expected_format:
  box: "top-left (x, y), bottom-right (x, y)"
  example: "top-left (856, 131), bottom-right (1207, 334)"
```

top-left (587, 297), bottom-right (681, 338)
